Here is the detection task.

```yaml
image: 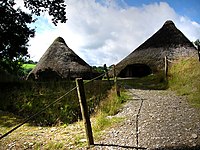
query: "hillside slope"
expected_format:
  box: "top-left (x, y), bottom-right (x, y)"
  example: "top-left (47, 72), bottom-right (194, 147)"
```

top-left (169, 58), bottom-right (200, 107)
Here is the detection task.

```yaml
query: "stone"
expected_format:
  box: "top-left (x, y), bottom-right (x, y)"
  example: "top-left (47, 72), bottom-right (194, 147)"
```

top-left (50, 127), bottom-right (57, 132)
top-left (157, 118), bottom-right (161, 121)
top-left (29, 143), bottom-right (34, 146)
top-left (193, 143), bottom-right (197, 147)
top-left (79, 139), bottom-right (87, 142)
top-left (191, 134), bottom-right (198, 139)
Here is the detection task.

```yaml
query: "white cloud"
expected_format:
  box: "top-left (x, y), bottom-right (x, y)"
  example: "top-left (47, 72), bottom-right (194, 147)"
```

top-left (175, 17), bottom-right (200, 42)
top-left (26, 0), bottom-right (200, 66)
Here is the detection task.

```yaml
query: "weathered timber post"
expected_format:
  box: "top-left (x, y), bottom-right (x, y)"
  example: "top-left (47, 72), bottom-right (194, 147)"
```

top-left (113, 65), bottom-right (120, 97)
top-left (76, 78), bottom-right (94, 147)
top-left (104, 64), bottom-right (111, 85)
top-left (164, 56), bottom-right (168, 79)
top-left (198, 45), bottom-right (200, 62)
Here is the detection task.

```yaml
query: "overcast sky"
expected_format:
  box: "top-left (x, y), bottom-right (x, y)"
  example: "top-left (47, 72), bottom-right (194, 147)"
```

top-left (18, 0), bottom-right (200, 66)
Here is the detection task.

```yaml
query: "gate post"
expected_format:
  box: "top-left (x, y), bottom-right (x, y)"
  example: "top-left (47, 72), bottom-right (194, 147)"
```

top-left (76, 78), bottom-right (94, 147)
top-left (198, 45), bottom-right (200, 62)
top-left (113, 65), bottom-right (120, 97)
top-left (104, 64), bottom-right (111, 85)
top-left (164, 56), bottom-right (168, 79)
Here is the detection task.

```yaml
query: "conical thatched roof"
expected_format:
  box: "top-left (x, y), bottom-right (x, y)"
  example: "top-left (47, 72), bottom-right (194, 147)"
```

top-left (27, 37), bottom-right (99, 80)
top-left (115, 20), bottom-right (198, 77)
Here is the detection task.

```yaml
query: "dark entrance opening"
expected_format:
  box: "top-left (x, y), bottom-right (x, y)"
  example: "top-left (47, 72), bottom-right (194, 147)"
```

top-left (118, 64), bottom-right (152, 78)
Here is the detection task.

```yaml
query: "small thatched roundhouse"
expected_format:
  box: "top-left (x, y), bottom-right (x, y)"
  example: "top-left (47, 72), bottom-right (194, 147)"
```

top-left (27, 37), bottom-right (99, 81)
top-left (115, 20), bottom-right (198, 78)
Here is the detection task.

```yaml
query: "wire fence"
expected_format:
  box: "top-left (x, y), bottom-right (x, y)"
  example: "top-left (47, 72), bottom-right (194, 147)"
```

top-left (1, 52), bottom-right (198, 140)
top-left (0, 71), bottom-right (112, 140)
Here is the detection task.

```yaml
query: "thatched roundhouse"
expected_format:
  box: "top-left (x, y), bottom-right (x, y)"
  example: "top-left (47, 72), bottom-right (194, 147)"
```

top-left (27, 37), bottom-right (99, 81)
top-left (115, 20), bottom-right (198, 78)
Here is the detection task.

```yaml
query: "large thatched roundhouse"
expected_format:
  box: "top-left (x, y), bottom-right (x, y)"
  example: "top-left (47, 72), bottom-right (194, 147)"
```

top-left (27, 37), bottom-right (99, 81)
top-left (115, 20), bottom-right (198, 78)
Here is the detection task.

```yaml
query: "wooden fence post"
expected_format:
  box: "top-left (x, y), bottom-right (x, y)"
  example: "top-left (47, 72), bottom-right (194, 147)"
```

top-left (75, 78), bottom-right (94, 147)
top-left (164, 56), bottom-right (168, 79)
top-left (198, 45), bottom-right (200, 62)
top-left (113, 65), bottom-right (120, 97)
top-left (104, 64), bottom-right (111, 85)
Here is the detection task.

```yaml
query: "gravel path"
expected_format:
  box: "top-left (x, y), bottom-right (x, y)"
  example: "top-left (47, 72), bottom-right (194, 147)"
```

top-left (90, 89), bottom-right (200, 150)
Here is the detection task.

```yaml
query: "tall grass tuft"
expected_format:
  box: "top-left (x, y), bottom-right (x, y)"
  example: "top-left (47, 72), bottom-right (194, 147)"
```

top-left (99, 87), bottom-right (128, 116)
top-left (0, 80), bottom-right (113, 126)
top-left (92, 87), bottom-right (129, 135)
top-left (169, 57), bottom-right (200, 107)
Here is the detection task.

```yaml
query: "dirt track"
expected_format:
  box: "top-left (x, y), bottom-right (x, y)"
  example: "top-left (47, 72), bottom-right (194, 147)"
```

top-left (90, 89), bottom-right (200, 150)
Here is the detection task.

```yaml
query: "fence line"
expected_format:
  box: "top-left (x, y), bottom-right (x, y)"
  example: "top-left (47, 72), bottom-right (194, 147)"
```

top-left (0, 70), bottom-right (109, 140)
top-left (0, 86), bottom-right (78, 140)
top-left (76, 78), bottom-right (94, 146)
top-left (84, 72), bottom-right (106, 85)
top-left (165, 53), bottom-right (199, 79)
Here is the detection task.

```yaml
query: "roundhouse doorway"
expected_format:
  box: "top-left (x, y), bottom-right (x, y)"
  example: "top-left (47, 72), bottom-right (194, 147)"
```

top-left (118, 64), bottom-right (152, 78)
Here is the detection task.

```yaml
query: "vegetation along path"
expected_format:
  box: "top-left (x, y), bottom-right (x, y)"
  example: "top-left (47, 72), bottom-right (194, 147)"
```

top-left (91, 88), bottom-right (200, 150)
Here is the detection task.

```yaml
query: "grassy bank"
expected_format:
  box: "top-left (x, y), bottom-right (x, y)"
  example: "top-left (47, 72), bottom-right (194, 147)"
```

top-left (169, 57), bottom-right (200, 107)
top-left (92, 87), bottom-right (129, 134)
top-left (118, 73), bottom-right (168, 90)
top-left (0, 80), bottom-right (112, 126)
top-left (0, 86), bottom-right (129, 149)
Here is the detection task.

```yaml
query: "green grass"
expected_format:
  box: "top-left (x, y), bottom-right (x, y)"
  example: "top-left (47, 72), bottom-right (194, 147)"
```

top-left (22, 63), bottom-right (36, 75)
top-left (99, 87), bottom-right (129, 116)
top-left (169, 58), bottom-right (200, 107)
top-left (0, 80), bottom-right (112, 126)
top-left (118, 73), bottom-right (168, 90)
top-left (92, 87), bottom-right (129, 138)
top-left (92, 113), bottom-right (123, 133)
top-left (0, 112), bottom-right (86, 149)
top-left (0, 85), bottom-right (130, 149)
top-left (22, 64), bottom-right (36, 70)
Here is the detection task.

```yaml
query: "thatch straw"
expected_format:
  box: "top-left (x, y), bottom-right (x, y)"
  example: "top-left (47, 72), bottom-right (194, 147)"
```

top-left (27, 37), bottom-right (99, 81)
top-left (114, 20), bottom-right (198, 76)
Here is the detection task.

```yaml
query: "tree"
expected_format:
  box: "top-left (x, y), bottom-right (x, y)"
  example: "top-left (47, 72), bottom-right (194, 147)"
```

top-left (194, 39), bottom-right (200, 47)
top-left (24, 0), bottom-right (67, 25)
top-left (0, 0), bottom-right (67, 76)
top-left (194, 39), bottom-right (200, 62)
top-left (92, 66), bottom-right (105, 73)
